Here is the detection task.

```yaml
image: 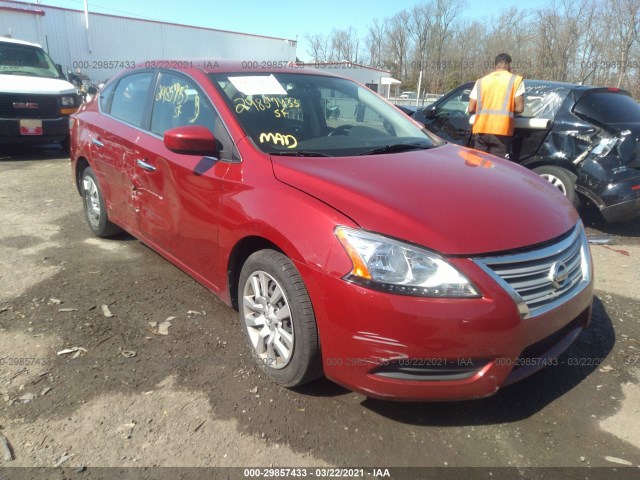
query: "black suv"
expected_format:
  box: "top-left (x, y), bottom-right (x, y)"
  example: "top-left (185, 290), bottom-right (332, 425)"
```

top-left (410, 80), bottom-right (640, 222)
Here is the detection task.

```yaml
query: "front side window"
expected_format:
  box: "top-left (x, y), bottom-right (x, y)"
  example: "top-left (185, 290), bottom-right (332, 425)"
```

top-left (110, 72), bottom-right (153, 127)
top-left (209, 72), bottom-right (442, 157)
top-left (150, 71), bottom-right (236, 160)
top-left (437, 88), bottom-right (471, 116)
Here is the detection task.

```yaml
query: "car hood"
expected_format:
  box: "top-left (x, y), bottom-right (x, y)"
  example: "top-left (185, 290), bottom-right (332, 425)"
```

top-left (271, 144), bottom-right (578, 256)
top-left (0, 74), bottom-right (76, 95)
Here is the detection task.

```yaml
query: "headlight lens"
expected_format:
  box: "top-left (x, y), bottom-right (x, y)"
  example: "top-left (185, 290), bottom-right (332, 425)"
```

top-left (335, 226), bottom-right (480, 297)
top-left (61, 95), bottom-right (76, 106)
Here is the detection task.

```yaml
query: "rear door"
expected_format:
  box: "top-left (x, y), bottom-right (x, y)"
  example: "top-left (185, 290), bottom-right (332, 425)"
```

top-left (89, 71), bottom-right (154, 232)
top-left (513, 82), bottom-right (570, 163)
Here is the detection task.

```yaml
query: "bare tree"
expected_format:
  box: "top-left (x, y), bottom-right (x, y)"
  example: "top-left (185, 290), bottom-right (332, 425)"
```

top-left (426, 0), bottom-right (466, 92)
top-left (331, 27), bottom-right (360, 62)
top-left (305, 33), bottom-right (330, 62)
top-left (365, 19), bottom-right (387, 68)
top-left (609, 0), bottom-right (640, 87)
top-left (305, 0), bottom-right (640, 96)
top-left (407, 3), bottom-right (432, 91)
top-left (386, 11), bottom-right (411, 81)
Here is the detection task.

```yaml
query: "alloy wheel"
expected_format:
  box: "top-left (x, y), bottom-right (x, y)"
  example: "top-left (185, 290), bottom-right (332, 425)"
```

top-left (83, 175), bottom-right (101, 229)
top-left (242, 270), bottom-right (294, 369)
top-left (539, 173), bottom-right (568, 195)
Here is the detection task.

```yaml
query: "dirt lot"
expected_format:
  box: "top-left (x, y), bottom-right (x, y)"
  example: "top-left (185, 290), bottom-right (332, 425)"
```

top-left (0, 146), bottom-right (639, 476)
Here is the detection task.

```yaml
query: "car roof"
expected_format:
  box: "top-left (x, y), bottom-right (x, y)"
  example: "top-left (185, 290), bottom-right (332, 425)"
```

top-left (458, 78), bottom-right (629, 95)
top-left (0, 37), bottom-right (43, 48)
top-left (525, 79), bottom-right (632, 96)
top-left (136, 59), bottom-right (341, 77)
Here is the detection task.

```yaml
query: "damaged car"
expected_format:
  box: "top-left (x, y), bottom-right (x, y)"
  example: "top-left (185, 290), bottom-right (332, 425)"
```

top-left (412, 80), bottom-right (640, 222)
top-left (71, 63), bottom-right (594, 401)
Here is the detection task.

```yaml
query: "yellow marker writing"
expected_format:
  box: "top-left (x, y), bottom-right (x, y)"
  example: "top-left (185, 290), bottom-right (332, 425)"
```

top-left (259, 132), bottom-right (298, 149)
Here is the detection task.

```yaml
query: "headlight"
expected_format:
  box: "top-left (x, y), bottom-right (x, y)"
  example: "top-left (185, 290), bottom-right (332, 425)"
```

top-left (61, 95), bottom-right (76, 106)
top-left (335, 226), bottom-right (480, 297)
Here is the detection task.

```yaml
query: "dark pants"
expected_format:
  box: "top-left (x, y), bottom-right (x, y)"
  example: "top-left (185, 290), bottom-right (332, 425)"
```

top-left (473, 133), bottom-right (513, 159)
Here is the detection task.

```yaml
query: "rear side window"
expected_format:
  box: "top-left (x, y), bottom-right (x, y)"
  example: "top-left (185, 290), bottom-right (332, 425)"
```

top-left (523, 83), bottom-right (570, 118)
top-left (574, 91), bottom-right (640, 124)
top-left (110, 72), bottom-right (153, 127)
top-left (98, 82), bottom-right (115, 112)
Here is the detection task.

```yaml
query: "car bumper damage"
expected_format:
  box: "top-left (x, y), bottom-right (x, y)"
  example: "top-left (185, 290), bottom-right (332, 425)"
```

top-left (535, 127), bottom-right (640, 221)
top-left (577, 156), bottom-right (640, 222)
top-left (299, 225), bottom-right (594, 401)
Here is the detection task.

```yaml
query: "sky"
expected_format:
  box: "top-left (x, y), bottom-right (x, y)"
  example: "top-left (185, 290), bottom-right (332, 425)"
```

top-left (15, 0), bottom-right (551, 56)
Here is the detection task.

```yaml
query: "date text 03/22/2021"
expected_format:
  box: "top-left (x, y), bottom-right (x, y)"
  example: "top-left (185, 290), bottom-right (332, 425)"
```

top-left (244, 468), bottom-right (391, 478)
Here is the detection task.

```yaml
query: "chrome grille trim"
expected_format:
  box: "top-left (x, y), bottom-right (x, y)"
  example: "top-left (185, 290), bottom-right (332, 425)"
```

top-left (473, 224), bottom-right (592, 319)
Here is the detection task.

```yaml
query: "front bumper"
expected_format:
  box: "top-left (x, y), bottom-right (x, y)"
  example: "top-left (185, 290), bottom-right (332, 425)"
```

top-left (297, 251), bottom-right (594, 402)
top-left (0, 117), bottom-right (71, 145)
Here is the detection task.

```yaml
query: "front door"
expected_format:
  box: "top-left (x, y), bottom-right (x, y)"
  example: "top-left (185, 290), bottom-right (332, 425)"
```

top-left (134, 71), bottom-right (237, 288)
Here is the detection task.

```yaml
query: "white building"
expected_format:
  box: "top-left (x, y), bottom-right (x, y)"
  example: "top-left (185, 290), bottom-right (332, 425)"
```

top-left (307, 61), bottom-right (399, 96)
top-left (0, 0), bottom-right (297, 82)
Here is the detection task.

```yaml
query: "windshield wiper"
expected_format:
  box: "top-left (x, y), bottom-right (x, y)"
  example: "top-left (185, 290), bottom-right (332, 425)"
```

top-left (271, 150), bottom-right (331, 157)
top-left (357, 143), bottom-right (433, 156)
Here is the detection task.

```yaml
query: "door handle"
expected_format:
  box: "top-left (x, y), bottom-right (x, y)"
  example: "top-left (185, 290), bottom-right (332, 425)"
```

top-left (91, 138), bottom-right (104, 147)
top-left (136, 159), bottom-right (156, 172)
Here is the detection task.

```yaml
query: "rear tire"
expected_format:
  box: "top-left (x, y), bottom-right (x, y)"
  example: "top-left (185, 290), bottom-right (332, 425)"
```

top-left (238, 249), bottom-right (322, 387)
top-left (533, 165), bottom-right (578, 207)
top-left (81, 166), bottom-right (121, 237)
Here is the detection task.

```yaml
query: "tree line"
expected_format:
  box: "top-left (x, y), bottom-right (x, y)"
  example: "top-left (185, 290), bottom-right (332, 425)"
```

top-left (305, 0), bottom-right (640, 97)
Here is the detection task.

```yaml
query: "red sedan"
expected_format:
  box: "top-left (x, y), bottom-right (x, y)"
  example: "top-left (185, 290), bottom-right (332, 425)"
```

top-left (70, 61), bottom-right (594, 401)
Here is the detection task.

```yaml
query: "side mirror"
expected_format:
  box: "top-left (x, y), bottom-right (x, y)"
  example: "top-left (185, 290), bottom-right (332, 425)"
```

top-left (423, 105), bottom-right (437, 119)
top-left (56, 64), bottom-right (65, 79)
top-left (164, 125), bottom-right (218, 156)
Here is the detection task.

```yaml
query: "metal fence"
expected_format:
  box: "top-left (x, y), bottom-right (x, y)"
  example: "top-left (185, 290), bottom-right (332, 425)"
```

top-left (391, 94), bottom-right (442, 107)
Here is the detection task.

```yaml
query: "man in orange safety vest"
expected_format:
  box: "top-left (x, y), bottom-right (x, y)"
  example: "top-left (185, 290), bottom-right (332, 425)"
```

top-left (467, 53), bottom-right (524, 159)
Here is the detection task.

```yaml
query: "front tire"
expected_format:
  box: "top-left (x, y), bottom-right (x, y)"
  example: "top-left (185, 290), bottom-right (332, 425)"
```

top-left (533, 165), bottom-right (578, 207)
top-left (81, 166), bottom-right (121, 237)
top-left (238, 249), bottom-right (322, 387)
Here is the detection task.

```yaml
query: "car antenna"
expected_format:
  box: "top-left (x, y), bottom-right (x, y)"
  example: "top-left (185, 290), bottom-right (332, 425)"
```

top-left (578, 67), bottom-right (597, 86)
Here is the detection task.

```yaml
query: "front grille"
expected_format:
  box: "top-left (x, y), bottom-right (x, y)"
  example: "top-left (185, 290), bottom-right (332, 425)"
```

top-left (474, 224), bottom-right (591, 319)
top-left (0, 93), bottom-right (60, 118)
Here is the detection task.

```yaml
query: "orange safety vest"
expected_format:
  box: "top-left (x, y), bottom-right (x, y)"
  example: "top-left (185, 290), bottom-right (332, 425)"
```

top-left (472, 71), bottom-right (523, 136)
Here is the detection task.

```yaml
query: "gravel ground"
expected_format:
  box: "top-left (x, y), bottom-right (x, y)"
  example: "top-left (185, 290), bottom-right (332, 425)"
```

top-left (0, 145), bottom-right (639, 478)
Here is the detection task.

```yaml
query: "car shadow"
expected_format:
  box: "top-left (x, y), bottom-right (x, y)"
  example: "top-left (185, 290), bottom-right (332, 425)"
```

top-left (0, 144), bottom-right (68, 161)
top-left (579, 203), bottom-right (640, 238)
top-left (293, 377), bottom-right (351, 398)
top-left (359, 295), bottom-right (615, 425)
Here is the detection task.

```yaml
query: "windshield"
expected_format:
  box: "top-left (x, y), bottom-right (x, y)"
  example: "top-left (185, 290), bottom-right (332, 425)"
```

top-left (209, 72), bottom-right (442, 156)
top-left (0, 43), bottom-right (62, 79)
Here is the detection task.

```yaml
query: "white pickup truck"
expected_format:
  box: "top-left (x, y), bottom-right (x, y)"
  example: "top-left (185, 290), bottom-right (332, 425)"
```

top-left (0, 37), bottom-right (81, 151)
